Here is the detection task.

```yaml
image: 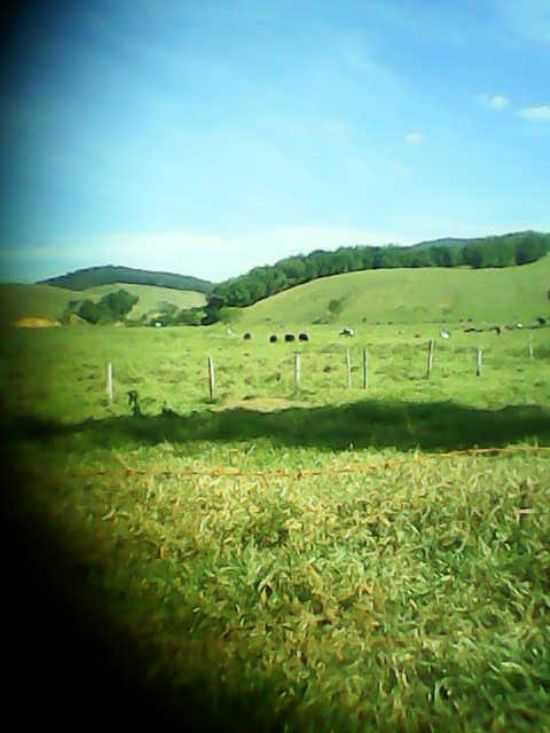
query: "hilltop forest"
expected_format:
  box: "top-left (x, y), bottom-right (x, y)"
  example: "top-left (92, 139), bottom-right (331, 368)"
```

top-left (40, 265), bottom-right (213, 294)
top-left (212, 231), bottom-right (550, 309)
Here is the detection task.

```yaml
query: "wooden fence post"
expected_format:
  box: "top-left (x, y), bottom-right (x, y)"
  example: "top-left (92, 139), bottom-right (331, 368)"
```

top-left (426, 339), bottom-right (434, 379)
top-left (363, 348), bottom-right (368, 390)
top-left (294, 352), bottom-right (301, 389)
top-left (346, 348), bottom-right (352, 388)
top-left (106, 361), bottom-right (113, 404)
top-left (476, 347), bottom-right (482, 377)
top-left (208, 356), bottom-right (215, 400)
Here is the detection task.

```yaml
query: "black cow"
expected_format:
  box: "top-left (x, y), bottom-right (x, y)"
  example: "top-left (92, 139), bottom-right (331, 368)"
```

top-left (284, 333), bottom-right (296, 342)
top-left (536, 317), bottom-right (547, 326)
top-left (243, 332), bottom-right (252, 340)
top-left (298, 332), bottom-right (309, 342)
top-left (269, 334), bottom-right (278, 343)
top-left (339, 327), bottom-right (354, 337)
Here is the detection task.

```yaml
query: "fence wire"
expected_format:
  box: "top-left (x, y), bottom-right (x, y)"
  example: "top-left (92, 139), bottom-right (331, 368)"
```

top-left (66, 444), bottom-right (550, 483)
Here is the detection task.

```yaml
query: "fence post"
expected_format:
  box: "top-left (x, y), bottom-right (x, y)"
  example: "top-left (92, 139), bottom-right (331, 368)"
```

top-left (426, 339), bottom-right (434, 379)
top-left (294, 352), bottom-right (301, 389)
top-left (208, 356), bottom-right (215, 400)
top-left (346, 348), bottom-right (352, 388)
top-left (363, 347), bottom-right (368, 389)
top-left (106, 361), bottom-right (113, 404)
top-left (476, 347), bottom-right (482, 377)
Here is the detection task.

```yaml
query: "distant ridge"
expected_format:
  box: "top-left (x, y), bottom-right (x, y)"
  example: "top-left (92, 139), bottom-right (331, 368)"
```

top-left (410, 230), bottom-right (539, 250)
top-left (38, 265), bottom-right (214, 293)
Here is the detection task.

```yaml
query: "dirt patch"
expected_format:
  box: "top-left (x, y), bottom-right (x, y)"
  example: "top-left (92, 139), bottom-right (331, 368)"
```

top-left (14, 317), bottom-right (61, 328)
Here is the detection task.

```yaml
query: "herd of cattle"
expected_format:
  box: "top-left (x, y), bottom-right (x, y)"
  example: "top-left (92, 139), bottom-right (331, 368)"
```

top-left (242, 327), bottom-right (357, 343)
top-left (241, 319), bottom-right (547, 343)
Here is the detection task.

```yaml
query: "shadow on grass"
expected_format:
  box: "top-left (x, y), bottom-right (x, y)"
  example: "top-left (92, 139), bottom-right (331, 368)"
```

top-left (5, 398), bottom-right (550, 452)
top-left (1, 466), bottom-right (299, 732)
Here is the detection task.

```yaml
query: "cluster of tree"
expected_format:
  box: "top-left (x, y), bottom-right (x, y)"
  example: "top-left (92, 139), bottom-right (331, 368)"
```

top-left (211, 231), bottom-right (550, 310)
top-left (40, 265), bottom-right (213, 293)
top-left (62, 289), bottom-right (139, 324)
top-left (139, 304), bottom-right (205, 327)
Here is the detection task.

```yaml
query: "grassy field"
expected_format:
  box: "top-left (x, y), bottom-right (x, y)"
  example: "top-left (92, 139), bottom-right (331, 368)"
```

top-left (239, 255), bottom-right (550, 327)
top-left (2, 318), bottom-right (549, 731)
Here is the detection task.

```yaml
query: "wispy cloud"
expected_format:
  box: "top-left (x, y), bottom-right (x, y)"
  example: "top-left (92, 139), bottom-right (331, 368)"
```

top-left (404, 132), bottom-right (424, 145)
top-left (1, 226), bottom-right (406, 283)
top-left (478, 94), bottom-right (510, 110)
top-left (518, 105), bottom-right (550, 121)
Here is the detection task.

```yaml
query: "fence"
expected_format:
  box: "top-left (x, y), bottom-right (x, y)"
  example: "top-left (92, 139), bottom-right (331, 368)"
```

top-left (103, 335), bottom-right (539, 406)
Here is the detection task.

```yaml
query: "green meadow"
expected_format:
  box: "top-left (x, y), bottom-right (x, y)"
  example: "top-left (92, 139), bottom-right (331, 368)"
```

top-left (2, 261), bottom-right (550, 731)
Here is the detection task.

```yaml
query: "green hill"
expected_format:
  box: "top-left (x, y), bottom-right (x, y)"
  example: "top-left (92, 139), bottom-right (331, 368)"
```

top-left (0, 282), bottom-right (207, 326)
top-left (80, 283), bottom-right (206, 318)
top-left (38, 265), bottom-right (214, 293)
top-left (234, 254), bottom-right (550, 327)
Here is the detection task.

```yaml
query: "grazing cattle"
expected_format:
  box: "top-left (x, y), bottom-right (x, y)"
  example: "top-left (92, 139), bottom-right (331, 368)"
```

top-left (243, 332), bottom-right (252, 340)
top-left (339, 327), bottom-right (354, 337)
top-left (284, 333), bottom-right (296, 342)
top-left (493, 326), bottom-right (502, 335)
top-left (516, 323), bottom-right (523, 329)
top-left (536, 316), bottom-right (547, 326)
top-left (298, 332), bottom-right (309, 342)
top-left (440, 330), bottom-right (450, 339)
top-left (269, 334), bottom-right (278, 343)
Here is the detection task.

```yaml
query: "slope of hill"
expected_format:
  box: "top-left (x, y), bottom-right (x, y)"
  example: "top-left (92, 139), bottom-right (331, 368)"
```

top-left (0, 284), bottom-right (75, 326)
top-left (234, 254), bottom-right (550, 327)
top-left (213, 231), bottom-right (550, 308)
top-left (38, 265), bottom-right (213, 293)
top-left (0, 282), bottom-right (206, 326)
top-left (80, 283), bottom-right (206, 318)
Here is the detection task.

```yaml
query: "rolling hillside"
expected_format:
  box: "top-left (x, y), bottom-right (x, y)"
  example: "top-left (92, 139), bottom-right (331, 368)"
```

top-left (0, 282), bottom-right (206, 326)
top-left (234, 254), bottom-right (550, 327)
top-left (81, 283), bottom-right (206, 318)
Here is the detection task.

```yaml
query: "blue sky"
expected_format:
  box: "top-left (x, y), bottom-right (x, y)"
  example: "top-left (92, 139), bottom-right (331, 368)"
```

top-left (1, 0), bottom-right (549, 283)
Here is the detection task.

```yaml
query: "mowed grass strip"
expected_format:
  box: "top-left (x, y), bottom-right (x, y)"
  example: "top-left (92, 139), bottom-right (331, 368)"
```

top-left (12, 440), bottom-right (550, 732)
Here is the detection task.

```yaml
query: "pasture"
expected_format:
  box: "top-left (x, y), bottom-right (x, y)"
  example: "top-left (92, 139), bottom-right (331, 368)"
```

top-left (2, 321), bottom-right (550, 731)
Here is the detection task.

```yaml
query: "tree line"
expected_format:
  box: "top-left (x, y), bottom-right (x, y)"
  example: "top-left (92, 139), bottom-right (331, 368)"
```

top-left (210, 231), bottom-right (550, 310)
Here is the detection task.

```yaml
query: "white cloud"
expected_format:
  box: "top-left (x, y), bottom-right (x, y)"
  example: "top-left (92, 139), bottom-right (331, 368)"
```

top-left (518, 105), bottom-right (550, 121)
top-left (404, 132), bottom-right (424, 145)
top-left (478, 94), bottom-right (510, 109)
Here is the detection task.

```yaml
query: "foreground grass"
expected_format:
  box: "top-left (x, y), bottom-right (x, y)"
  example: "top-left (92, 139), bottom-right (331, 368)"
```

top-left (7, 437), bottom-right (550, 731)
